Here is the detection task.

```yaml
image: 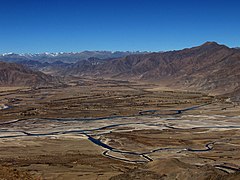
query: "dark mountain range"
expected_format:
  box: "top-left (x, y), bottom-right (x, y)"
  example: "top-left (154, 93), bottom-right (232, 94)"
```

top-left (0, 51), bottom-right (147, 63)
top-left (0, 62), bottom-right (59, 87)
top-left (61, 42), bottom-right (240, 95)
top-left (1, 42), bottom-right (240, 99)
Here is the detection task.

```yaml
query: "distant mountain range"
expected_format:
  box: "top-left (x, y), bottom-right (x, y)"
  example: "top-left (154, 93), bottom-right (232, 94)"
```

top-left (1, 42), bottom-right (240, 101)
top-left (0, 51), bottom-right (148, 63)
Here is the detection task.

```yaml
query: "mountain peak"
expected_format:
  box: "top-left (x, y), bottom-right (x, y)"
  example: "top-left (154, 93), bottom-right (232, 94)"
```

top-left (201, 41), bottom-right (220, 47)
top-left (198, 41), bottom-right (230, 50)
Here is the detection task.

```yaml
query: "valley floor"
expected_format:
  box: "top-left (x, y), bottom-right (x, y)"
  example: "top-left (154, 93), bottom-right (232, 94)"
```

top-left (0, 78), bottom-right (239, 179)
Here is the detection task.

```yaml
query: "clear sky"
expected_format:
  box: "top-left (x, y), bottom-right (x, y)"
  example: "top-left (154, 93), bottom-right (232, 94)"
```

top-left (0, 0), bottom-right (239, 53)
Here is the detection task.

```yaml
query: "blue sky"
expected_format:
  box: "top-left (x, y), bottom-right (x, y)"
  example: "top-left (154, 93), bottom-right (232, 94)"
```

top-left (0, 0), bottom-right (239, 53)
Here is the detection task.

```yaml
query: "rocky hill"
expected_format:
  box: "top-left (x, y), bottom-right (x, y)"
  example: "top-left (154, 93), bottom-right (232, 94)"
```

top-left (0, 61), bottom-right (59, 86)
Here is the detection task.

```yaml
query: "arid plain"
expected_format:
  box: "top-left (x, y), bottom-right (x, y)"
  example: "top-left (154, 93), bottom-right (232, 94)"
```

top-left (0, 78), bottom-right (239, 179)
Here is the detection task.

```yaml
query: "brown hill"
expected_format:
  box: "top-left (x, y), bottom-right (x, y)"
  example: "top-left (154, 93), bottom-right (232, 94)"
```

top-left (65, 42), bottom-right (240, 95)
top-left (0, 61), bottom-right (59, 87)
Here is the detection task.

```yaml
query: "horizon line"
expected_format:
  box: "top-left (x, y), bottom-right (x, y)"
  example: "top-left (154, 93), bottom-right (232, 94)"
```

top-left (0, 41), bottom-right (239, 55)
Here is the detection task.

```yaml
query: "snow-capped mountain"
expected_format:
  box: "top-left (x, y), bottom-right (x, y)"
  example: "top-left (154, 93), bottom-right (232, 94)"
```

top-left (0, 51), bottom-right (148, 63)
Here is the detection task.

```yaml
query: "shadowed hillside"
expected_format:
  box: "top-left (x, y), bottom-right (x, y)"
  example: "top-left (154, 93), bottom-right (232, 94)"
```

top-left (0, 61), bottom-right (59, 86)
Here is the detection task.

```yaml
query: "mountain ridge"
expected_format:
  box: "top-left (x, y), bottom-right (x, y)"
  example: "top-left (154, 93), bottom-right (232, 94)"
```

top-left (1, 42), bottom-right (240, 100)
top-left (61, 42), bottom-right (240, 96)
top-left (0, 61), bottom-right (60, 87)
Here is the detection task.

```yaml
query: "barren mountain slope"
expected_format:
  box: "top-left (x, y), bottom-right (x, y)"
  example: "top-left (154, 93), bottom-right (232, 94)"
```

top-left (65, 42), bottom-right (240, 94)
top-left (0, 61), bottom-right (59, 86)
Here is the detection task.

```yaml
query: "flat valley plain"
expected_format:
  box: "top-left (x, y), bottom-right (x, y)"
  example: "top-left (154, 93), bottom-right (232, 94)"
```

top-left (0, 78), bottom-right (240, 179)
